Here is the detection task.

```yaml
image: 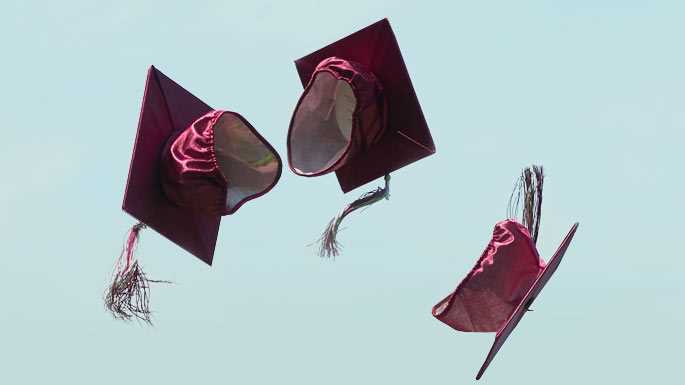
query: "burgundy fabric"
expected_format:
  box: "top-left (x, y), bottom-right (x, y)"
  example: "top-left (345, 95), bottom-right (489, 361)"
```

top-left (432, 220), bottom-right (579, 379)
top-left (475, 223), bottom-right (578, 380)
top-left (293, 18), bottom-right (435, 192)
top-left (432, 220), bottom-right (544, 332)
top-left (160, 109), bottom-right (282, 216)
top-left (123, 66), bottom-right (218, 265)
top-left (123, 66), bottom-right (281, 265)
top-left (161, 110), bottom-right (228, 215)
top-left (287, 57), bottom-right (386, 176)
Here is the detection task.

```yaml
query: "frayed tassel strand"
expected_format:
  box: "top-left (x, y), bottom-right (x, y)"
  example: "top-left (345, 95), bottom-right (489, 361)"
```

top-left (104, 223), bottom-right (170, 325)
top-left (508, 165), bottom-right (544, 243)
top-left (318, 174), bottom-right (391, 258)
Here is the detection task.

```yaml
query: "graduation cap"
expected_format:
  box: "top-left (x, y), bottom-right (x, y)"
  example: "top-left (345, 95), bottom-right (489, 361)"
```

top-left (287, 18), bottom-right (435, 257)
top-left (432, 166), bottom-right (579, 379)
top-left (105, 66), bottom-right (282, 323)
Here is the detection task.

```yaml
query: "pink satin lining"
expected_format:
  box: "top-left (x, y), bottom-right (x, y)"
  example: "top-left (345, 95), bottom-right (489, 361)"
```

top-left (432, 220), bottom-right (545, 332)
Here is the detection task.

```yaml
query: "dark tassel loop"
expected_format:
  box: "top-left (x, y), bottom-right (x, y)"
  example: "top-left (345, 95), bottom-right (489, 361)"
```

top-left (104, 222), bottom-right (170, 325)
top-left (508, 165), bottom-right (544, 243)
top-left (318, 174), bottom-right (391, 258)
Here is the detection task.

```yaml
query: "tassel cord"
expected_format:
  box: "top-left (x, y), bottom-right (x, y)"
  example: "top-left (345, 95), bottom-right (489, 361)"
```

top-left (105, 222), bottom-right (170, 325)
top-left (318, 174), bottom-right (390, 258)
top-left (507, 165), bottom-right (544, 243)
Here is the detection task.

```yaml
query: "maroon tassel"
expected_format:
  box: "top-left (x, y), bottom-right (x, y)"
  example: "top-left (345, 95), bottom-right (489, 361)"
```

top-left (104, 223), bottom-right (169, 324)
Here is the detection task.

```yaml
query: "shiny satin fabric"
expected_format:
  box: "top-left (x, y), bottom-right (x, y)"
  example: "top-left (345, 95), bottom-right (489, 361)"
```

top-left (162, 109), bottom-right (281, 215)
top-left (475, 222), bottom-right (579, 380)
top-left (124, 66), bottom-right (283, 264)
top-left (293, 19), bottom-right (435, 193)
top-left (123, 66), bottom-right (220, 264)
top-left (288, 57), bottom-right (386, 176)
top-left (432, 220), bottom-right (545, 332)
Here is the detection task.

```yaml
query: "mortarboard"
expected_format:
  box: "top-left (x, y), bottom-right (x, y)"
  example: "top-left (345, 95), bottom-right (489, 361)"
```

top-left (287, 18), bottom-right (435, 257)
top-left (432, 165), bottom-right (579, 379)
top-left (105, 66), bottom-right (282, 323)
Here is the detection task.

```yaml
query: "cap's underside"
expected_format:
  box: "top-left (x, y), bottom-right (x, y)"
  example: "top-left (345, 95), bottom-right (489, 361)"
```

top-left (214, 112), bottom-right (281, 212)
top-left (294, 18), bottom-right (435, 192)
top-left (289, 71), bottom-right (355, 175)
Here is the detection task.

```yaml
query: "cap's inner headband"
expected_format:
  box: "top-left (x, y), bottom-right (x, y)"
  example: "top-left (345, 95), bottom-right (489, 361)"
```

top-left (289, 71), bottom-right (356, 175)
top-left (214, 113), bottom-right (280, 211)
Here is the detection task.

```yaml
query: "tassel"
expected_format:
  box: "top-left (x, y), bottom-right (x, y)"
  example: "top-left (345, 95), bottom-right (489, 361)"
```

top-left (104, 222), bottom-right (169, 324)
top-left (318, 174), bottom-right (391, 258)
top-left (507, 165), bottom-right (544, 243)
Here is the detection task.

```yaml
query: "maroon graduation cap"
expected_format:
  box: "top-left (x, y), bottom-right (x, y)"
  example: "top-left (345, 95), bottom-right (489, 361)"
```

top-left (106, 66), bottom-right (282, 323)
top-left (432, 166), bottom-right (579, 379)
top-left (287, 18), bottom-right (435, 257)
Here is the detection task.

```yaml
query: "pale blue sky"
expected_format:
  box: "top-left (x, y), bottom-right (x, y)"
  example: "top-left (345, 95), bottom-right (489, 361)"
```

top-left (1, 1), bottom-right (683, 383)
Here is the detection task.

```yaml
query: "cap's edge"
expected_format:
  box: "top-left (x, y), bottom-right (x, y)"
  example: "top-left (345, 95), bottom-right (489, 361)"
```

top-left (475, 222), bottom-right (579, 380)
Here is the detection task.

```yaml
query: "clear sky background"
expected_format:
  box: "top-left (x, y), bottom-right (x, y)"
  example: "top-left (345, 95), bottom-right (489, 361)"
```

top-left (1, 1), bottom-right (683, 383)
